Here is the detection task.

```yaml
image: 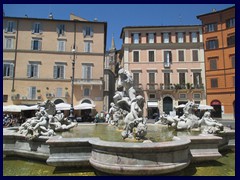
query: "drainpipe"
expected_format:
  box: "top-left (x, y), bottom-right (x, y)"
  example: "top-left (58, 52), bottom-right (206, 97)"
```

top-left (220, 13), bottom-right (227, 87)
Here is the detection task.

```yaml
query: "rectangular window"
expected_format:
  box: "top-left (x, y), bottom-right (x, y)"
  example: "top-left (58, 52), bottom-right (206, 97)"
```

top-left (3, 63), bottom-right (14, 77)
top-left (84, 88), bottom-right (90, 96)
top-left (149, 72), bottom-right (155, 90)
top-left (206, 39), bottom-right (219, 50)
top-left (132, 33), bottom-right (140, 44)
top-left (133, 51), bottom-right (139, 62)
top-left (6, 21), bottom-right (14, 32)
top-left (211, 78), bottom-right (218, 88)
top-left (179, 73), bottom-right (185, 86)
top-left (163, 33), bottom-right (169, 43)
top-left (133, 73), bottom-right (139, 86)
top-left (57, 40), bottom-right (65, 52)
top-left (5, 38), bottom-right (14, 49)
top-left (177, 32), bottom-right (184, 43)
top-left (82, 65), bottom-right (92, 80)
top-left (164, 73), bottom-right (170, 89)
top-left (230, 55), bottom-right (235, 68)
top-left (84, 41), bottom-right (92, 52)
top-left (53, 65), bottom-right (65, 79)
top-left (83, 26), bottom-right (93, 37)
top-left (28, 86), bottom-right (37, 100)
top-left (148, 51), bottom-right (155, 62)
top-left (210, 59), bottom-right (217, 70)
top-left (191, 32), bottom-right (198, 43)
top-left (31, 39), bottom-right (42, 50)
top-left (193, 93), bottom-right (201, 99)
top-left (227, 35), bottom-right (235, 46)
top-left (164, 51), bottom-right (172, 67)
top-left (148, 33), bottom-right (155, 43)
top-left (179, 93), bottom-right (187, 99)
top-left (193, 73), bottom-right (202, 87)
top-left (27, 64), bottom-right (39, 78)
top-left (178, 50), bottom-right (184, 62)
top-left (56, 88), bottom-right (63, 97)
top-left (57, 24), bottom-right (65, 35)
top-left (226, 18), bottom-right (235, 28)
top-left (32, 23), bottom-right (41, 34)
top-left (205, 23), bottom-right (217, 32)
top-left (192, 50), bottom-right (198, 61)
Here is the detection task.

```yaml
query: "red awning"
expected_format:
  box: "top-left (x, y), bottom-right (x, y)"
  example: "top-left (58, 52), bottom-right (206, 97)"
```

top-left (211, 100), bottom-right (221, 105)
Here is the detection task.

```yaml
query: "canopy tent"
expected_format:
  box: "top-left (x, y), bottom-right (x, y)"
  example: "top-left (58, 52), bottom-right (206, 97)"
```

top-left (174, 104), bottom-right (186, 109)
top-left (22, 105), bottom-right (39, 111)
top-left (74, 103), bottom-right (95, 110)
top-left (198, 104), bottom-right (214, 110)
top-left (3, 105), bottom-right (29, 112)
top-left (55, 103), bottom-right (71, 111)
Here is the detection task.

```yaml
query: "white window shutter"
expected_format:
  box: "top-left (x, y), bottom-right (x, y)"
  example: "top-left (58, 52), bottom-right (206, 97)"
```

top-left (56, 25), bottom-right (60, 34)
top-left (53, 66), bottom-right (57, 79)
top-left (33, 65), bottom-right (38, 77)
top-left (27, 64), bottom-right (31, 77)
top-left (31, 40), bottom-right (34, 50)
top-left (32, 23), bottom-right (35, 33)
top-left (60, 66), bottom-right (64, 79)
top-left (28, 87), bottom-right (31, 99)
top-left (12, 22), bottom-right (16, 33)
top-left (39, 41), bottom-right (42, 50)
top-left (39, 23), bottom-right (43, 34)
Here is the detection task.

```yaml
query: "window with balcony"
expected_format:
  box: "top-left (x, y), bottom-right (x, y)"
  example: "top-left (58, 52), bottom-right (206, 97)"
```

top-left (226, 18), bottom-right (235, 28)
top-left (57, 40), bottom-right (66, 52)
top-left (133, 73), bottom-right (140, 87)
top-left (164, 51), bottom-right (172, 67)
top-left (230, 54), bottom-right (235, 68)
top-left (209, 59), bottom-right (217, 70)
top-left (205, 23), bottom-right (217, 32)
top-left (179, 73), bottom-right (186, 87)
top-left (32, 22), bottom-right (42, 34)
top-left (57, 24), bottom-right (65, 36)
top-left (148, 51), bottom-right (155, 62)
top-left (82, 64), bottom-right (92, 80)
top-left (3, 63), bottom-right (14, 77)
top-left (84, 41), bottom-right (92, 52)
top-left (133, 51), bottom-right (139, 62)
top-left (5, 37), bottom-right (14, 49)
top-left (148, 72), bottom-right (155, 90)
top-left (193, 73), bottom-right (202, 88)
top-left (31, 39), bottom-right (42, 50)
top-left (53, 64), bottom-right (65, 79)
top-left (56, 88), bottom-right (63, 97)
top-left (227, 34), bottom-right (235, 46)
top-left (5, 21), bottom-right (15, 33)
top-left (178, 50), bottom-right (184, 62)
top-left (206, 39), bottom-right (219, 50)
top-left (164, 73), bottom-right (171, 89)
top-left (28, 86), bottom-right (37, 100)
top-left (83, 26), bottom-right (94, 37)
top-left (211, 78), bottom-right (218, 88)
top-left (192, 50), bottom-right (198, 61)
top-left (27, 63), bottom-right (39, 78)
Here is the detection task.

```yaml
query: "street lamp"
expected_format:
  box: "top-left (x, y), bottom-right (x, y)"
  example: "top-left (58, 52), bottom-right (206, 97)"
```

top-left (69, 47), bottom-right (76, 121)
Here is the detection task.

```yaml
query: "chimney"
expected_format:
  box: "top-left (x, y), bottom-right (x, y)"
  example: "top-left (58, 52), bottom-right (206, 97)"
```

top-left (49, 13), bottom-right (53, 19)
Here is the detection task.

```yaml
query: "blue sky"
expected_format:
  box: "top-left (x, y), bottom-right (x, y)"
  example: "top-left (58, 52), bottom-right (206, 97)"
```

top-left (3, 4), bottom-right (234, 50)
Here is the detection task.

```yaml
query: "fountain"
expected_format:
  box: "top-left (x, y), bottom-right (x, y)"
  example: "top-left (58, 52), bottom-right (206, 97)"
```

top-left (3, 67), bottom-right (235, 176)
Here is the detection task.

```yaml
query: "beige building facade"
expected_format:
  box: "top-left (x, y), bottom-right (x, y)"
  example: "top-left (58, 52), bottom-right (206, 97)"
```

top-left (3, 14), bottom-right (107, 116)
top-left (120, 25), bottom-right (206, 118)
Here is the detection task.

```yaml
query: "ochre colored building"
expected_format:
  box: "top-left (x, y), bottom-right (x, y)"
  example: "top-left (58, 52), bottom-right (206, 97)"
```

top-left (197, 6), bottom-right (235, 119)
top-left (3, 14), bottom-right (107, 118)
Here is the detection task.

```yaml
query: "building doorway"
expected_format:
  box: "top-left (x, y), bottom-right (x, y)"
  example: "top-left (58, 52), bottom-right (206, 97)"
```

top-left (163, 97), bottom-right (173, 114)
top-left (147, 101), bottom-right (159, 119)
top-left (211, 100), bottom-right (222, 118)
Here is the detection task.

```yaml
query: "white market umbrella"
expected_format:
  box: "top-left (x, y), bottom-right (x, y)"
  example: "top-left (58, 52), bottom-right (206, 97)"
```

top-left (56, 103), bottom-right (71, 111)
top-left (74, 103), bottom-right (95, 110)
top-left (175, 104), bottom-right (186, 109)
top-left (22, 104), bottom-right (39, 111)
top-left (198, 104), bottom-right (214, 110)
top-left (3, 105), bottom-right (29, 112)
